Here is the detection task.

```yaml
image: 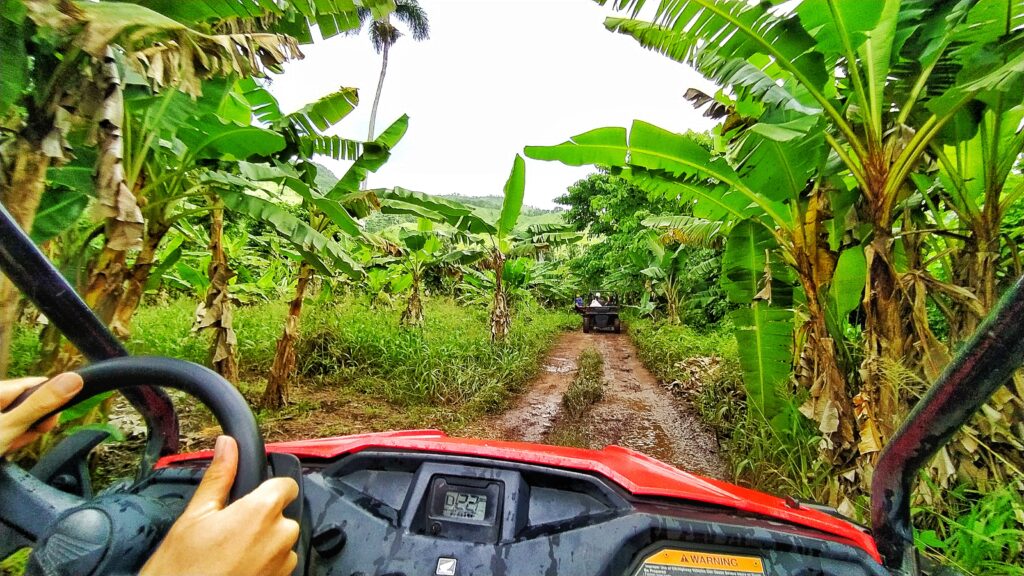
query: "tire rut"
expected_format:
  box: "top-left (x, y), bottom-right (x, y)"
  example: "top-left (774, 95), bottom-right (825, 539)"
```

top-left (483, 330), bottom-right (726, 479)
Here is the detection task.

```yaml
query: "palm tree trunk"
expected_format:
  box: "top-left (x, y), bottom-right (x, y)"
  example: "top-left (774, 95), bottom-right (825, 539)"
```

top-left (263, 262), bottom-right (313, 408)
top-left (199, 202), bottom-right (238, 382)
top-left (490, 252), bottom-right (510, 342)
top-left (0, 137), bottom-right (50, 377)
top-left (861, 231), bottom-right (909, 452)
top-left (109, 218), bottom-right (171, 340)
top-left (367, 43), bottom-right (390, 144)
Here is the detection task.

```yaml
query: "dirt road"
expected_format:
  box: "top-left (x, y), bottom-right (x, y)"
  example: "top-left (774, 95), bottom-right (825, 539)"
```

top-left (484, 331), bottom-right (727, 479)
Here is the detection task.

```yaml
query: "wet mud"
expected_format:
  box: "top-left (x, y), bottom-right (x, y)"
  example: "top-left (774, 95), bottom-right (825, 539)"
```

top-left (486, 331), bottom-right (727, 479)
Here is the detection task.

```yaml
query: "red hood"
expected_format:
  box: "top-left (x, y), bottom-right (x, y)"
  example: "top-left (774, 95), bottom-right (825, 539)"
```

top-left (159, 429), bottom-right (880, 561)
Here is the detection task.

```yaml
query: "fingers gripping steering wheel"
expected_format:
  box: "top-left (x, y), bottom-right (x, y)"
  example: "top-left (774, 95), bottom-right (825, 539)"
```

top-left (0, 357), bottom-right (267, 576)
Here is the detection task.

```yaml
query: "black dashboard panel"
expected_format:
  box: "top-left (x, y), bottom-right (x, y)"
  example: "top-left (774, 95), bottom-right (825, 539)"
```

top-left (143, 450), bottom-right (889, 576)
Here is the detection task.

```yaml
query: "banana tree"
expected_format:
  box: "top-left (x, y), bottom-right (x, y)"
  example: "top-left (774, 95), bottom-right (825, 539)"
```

top-left (231, 114), bottom-right (410, 407)
top-left (213, 166), bottom-right (364, 407)
top-left (638, 232), bottom-right (688, 324)
top-left (931, 100), bottom-right (1024, 340)
top-left (388, 222), bottom-right (482, 327)
top-left (32, 76), bottom-right (292, 375)
top-left (397, 228), bottom-right (439, 326)
top-left (485, 156), bottom-right (527, 342)
top-left (179, 76), bottom-right (397, 400)
top-left (107, 79), bottom-right (291, 337)
top-left (595, 0), bottom-right (1024, 456)
top-left (515, 223), bottom-right (583, 261)
top-left (0, 0), bottom-right (363, 375)
top-left (379, 156), bottom-right (526, 341)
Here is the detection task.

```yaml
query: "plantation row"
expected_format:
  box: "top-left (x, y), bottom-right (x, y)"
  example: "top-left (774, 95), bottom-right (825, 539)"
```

top-left (1, 0), bottom-right (1023, 573)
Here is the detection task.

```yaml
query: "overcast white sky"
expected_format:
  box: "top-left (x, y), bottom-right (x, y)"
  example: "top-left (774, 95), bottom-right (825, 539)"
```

top-left (269, 0), bottom-right (718, 209)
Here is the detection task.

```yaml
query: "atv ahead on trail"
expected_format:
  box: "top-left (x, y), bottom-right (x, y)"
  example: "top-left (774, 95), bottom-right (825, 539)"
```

top-left (2, 201), bottom-right (1021, 576)
top-left (579, 293), bottom-right (621, 333)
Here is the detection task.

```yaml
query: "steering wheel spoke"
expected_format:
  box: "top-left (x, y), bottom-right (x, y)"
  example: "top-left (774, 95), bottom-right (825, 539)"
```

top-left (0, 462), bottom-right (82, 541)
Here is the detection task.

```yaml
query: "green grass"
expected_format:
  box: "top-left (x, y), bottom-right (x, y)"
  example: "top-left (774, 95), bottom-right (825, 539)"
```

top-left (7, 299), bottom-right (288, 378)
top-left (19, 296), bottom-right (576, 415)
top-left (628, 316), bottom-right (833, 503)
top-left (0, 549), bottom-right (28, 576)
top-left (126, 298), bottom-right (288, 371)
top-left (914, 482), bottom-right (1024, 575)
top-left (8, 295), bottom-right (575, 444)
top-left (295, 297), bottom-right (577, 409)
top-left (124, 296), bottom-right (572, 413)
top-left (627, 316), bottom-right (744, 439)
top-left (562, 348), bottom-right (604, 418)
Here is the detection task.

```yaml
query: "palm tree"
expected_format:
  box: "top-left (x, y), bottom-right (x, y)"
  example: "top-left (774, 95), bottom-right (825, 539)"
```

top-left (354, 0), bottom-right (430, 142)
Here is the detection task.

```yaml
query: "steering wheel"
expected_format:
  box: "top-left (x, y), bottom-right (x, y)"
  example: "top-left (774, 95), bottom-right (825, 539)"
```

top-left (0, 356), bottom-right (267, 576)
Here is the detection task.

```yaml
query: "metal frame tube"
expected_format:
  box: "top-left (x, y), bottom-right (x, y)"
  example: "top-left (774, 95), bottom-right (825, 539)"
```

top-left (871, 275), bottom-right (1024, 571)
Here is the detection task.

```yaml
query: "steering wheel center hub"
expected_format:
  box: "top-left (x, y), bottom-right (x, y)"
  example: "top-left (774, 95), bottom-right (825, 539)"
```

top-left (32, 508), bottom-right (111, 576)
top-left (27, 493), bottom-right (180, 576)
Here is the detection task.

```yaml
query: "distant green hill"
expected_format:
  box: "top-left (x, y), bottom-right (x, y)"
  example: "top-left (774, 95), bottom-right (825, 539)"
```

top-left (309, 164), bottom-right (564, 231)
top-left (437, 195), bottom-right (565, 227)
top-left (363, 193), bottom-right (564, 232)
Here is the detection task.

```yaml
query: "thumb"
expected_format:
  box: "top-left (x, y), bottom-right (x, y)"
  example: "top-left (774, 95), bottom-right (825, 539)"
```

top-left (3, 372), bottom-right (83, 429)
top-left (181, 436), bottom-right (238, 519)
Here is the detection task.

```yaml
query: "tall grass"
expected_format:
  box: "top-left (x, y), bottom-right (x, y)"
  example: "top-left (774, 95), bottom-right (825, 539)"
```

top-left (548, 348), bottom-right (606, 449)
top-left (7, 300), bottom-right (288, 378)
top-left (296, 297), bottom-right (576, 409)
top-left (627, 316), bottom-right (745, 440)
top-left (10, 296), bottom-right (575, 419)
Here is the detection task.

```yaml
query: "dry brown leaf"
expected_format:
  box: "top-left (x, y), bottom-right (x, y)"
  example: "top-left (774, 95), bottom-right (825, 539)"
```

top-left (90, 49), bottom-right (144, 251)
top-left (853, 392), bottom-right (884, 455)
top-left (754, 249), bottom-right (773, 301)
top-left (928, 447), bottom-right (957, 488)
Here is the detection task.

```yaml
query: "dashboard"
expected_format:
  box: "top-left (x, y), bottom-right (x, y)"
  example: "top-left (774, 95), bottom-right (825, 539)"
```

top-left (140, 449), bottom-right (888, 576)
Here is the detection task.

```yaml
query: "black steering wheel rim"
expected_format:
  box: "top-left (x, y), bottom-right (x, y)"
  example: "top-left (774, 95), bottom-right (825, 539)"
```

top-left (0, 356), bottom-right (266, 544)
top-left (74, 356), bottom-right (267, 499)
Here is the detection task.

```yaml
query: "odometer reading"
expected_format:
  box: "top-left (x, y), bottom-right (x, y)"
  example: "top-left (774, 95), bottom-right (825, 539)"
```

top-left (442, 490), bottom-right (487, 521)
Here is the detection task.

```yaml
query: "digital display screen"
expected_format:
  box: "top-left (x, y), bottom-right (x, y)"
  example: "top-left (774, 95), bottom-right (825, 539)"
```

top-left (442, 490), bottom-right (488, 521)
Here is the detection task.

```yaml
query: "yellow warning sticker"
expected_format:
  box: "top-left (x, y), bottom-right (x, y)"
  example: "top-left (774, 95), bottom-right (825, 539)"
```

top-left (634, 549), bottom-right (766, 575)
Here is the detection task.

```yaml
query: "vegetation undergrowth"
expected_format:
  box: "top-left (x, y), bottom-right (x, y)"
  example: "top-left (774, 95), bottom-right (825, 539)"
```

top-left (627, 316), bottom-right (743, 439)
top-left (10, 296), bottom-right (576, 437)
top-left (562, 348), bottom-right (605, 418)
top-left (0, 549), bottom-right (28, 576)
top-left (548, 348), bottom-right (606, 448)
top-left (295, 297), bottom-right (576, 410)
top-left (627, 316), bottom-right (1024, 575)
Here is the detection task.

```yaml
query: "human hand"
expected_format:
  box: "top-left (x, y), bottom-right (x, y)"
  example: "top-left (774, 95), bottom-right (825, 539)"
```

top-left (0, 372), bottom-right (83, 455)
top-left (140, 436), bottom-right (300, 576)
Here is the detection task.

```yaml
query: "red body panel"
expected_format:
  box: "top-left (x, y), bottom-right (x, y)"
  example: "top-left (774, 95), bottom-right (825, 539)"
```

top-left (159, 430), bottom-right (880, 562)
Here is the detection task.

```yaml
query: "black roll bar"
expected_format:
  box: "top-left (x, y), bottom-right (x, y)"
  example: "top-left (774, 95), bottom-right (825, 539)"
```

top-left (0, 203), bottom-right (179, 469)
top-left (871, 275), bottom-right (1024, 572)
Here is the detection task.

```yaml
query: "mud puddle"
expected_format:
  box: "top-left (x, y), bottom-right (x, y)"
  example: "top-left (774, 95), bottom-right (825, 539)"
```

top-left (483, 331), bottom-right (726, 479)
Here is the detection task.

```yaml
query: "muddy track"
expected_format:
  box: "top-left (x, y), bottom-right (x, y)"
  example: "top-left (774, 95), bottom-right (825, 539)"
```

top-left (484, 331), bottom-right (727, 479)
